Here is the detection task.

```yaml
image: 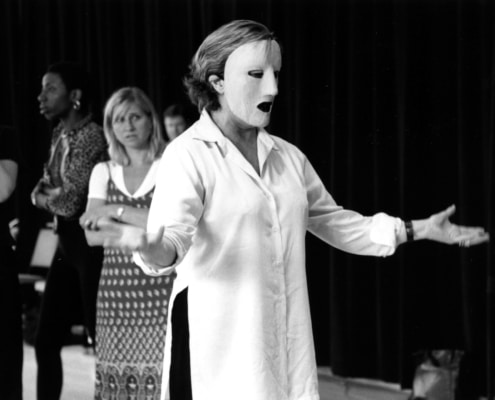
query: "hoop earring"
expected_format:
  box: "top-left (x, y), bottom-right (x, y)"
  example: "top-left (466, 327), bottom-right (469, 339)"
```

top-left (73, 100), bottom-right (81, 110)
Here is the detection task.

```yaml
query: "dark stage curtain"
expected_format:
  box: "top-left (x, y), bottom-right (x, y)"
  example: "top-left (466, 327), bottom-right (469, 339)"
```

top-left (1, 0), bottom-right (493, 397)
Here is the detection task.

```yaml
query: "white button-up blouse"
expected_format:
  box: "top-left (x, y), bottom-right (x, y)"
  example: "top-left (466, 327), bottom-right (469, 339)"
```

top-left (135, 110), bottom-right (403, 400)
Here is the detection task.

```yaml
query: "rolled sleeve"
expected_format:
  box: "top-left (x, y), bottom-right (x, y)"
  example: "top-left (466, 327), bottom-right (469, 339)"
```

top-left (132, 248), bottom-right (175, 276)
top-left (369, 213), bottom-right (403, 253)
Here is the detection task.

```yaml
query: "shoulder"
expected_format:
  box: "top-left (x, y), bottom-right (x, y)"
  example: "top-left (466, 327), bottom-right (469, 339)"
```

top-left (162, 127), bottom-right (204, 158)
top-left (91, 160), bottom-right (111, 176)
top-left (75, 121), bottom-right (107, 154)
top-left (82, 121), bottom-right (104, 139)
top-left (89, 161), bottom-right (115, 190)
top-left (268, 133), bottom-right (307, 161)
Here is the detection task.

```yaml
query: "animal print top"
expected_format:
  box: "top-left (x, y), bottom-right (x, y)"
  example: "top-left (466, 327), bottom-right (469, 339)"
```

top-left (38, 114), bottom-right (108, 220)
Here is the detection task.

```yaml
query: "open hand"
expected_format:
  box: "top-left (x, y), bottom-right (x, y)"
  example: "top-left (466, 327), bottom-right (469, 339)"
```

top-left (426, 205), bottom-right (489, 247)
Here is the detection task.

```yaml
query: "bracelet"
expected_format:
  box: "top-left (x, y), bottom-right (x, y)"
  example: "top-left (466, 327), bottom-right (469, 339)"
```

top-left (116, 206), bottom-right (125, 221)
top-left (405, 220), bottom-right (415, 242)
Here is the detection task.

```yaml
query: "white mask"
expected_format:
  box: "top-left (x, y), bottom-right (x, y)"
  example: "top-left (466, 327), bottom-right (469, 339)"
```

top-left (217, 40), bottom-right (281, 129)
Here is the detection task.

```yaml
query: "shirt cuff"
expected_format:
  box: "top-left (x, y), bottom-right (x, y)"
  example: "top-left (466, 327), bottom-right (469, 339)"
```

top-left (369, 213), bottom-right (403, 252)
top-left (132, 250), bottom-right (175, 276)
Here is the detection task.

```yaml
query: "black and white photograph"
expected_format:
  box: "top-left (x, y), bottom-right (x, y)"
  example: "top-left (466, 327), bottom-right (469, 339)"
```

top-left (0, 0), bottom-right (493, 399)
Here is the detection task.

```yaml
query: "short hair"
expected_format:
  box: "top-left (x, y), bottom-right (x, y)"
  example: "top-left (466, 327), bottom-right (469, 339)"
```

top-left (163, 103), bottom-right (186, 120)
top-left (183, 20), bottom-right (277, 112)
top-left (103, 87), bottom-right (165, 166)
top-left (46, 61), bottom-right (92, 112)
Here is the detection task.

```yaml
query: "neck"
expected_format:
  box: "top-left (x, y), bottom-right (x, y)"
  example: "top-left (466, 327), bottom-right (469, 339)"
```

top-left (60, 109), bottom-right (87, 131)
top-left (210, 109), bottom-right (258, 145)
top-left (126, 147), bottom-right (152, 167)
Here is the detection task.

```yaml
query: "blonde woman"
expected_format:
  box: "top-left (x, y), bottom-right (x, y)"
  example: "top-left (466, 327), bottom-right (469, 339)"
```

top-left (81, 87), bottom-right (173, 400)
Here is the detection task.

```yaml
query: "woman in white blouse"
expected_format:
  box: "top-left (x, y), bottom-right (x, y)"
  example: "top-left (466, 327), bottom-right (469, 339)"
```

top-left (85, 21), bottom-right (489, 400)
top-left (80, 87), bottom-right (173, 400)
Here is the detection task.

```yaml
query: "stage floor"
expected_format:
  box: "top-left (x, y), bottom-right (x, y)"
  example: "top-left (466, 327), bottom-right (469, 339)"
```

top-left (22, 343), bottom-right (412, 400)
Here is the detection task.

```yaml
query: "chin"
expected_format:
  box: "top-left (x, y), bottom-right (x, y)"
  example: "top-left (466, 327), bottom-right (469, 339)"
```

top-left (258, 117), bottom-right (271, 128)
top-left (40, 109), bottom-right (56, 120)
top-left (248, 115), bottom-right (271, 128)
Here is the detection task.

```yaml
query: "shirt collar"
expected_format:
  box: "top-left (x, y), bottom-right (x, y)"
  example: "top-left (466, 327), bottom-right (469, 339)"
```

top-left (190, 109), bottom-right (279, 153)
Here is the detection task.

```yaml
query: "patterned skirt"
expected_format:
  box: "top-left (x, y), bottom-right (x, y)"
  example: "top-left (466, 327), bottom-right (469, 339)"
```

top-left (94, 248), bottom-right (174, 400)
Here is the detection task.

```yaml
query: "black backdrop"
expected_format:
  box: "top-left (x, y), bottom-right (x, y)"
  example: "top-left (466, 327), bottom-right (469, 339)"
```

top-left (1, 0), bottom-right (494, 397)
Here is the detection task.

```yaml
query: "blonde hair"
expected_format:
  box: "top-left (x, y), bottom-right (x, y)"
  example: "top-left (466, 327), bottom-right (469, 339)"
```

top-left (103, 87), bottom-right (164, 166)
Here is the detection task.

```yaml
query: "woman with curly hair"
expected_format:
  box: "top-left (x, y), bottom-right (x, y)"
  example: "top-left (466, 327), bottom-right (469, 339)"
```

top-left (32, 61), bottom-right (107, 400)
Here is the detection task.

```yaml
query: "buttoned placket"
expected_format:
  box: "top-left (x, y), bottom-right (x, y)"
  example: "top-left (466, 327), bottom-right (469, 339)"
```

top-left (260, 181), bottom-right (289, 393)
top-left (223, 136), bottom-right (290, 391)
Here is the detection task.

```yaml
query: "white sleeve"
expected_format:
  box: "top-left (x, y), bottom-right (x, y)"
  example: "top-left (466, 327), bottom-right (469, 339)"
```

top-left (133, 139), bottom-right (205, 275)
top-left (87, 162), bottom-right (109, 200)
top-left (132, 249), bottom-right (175, 276)
top-left (304, 157), bottom-right (402, 257)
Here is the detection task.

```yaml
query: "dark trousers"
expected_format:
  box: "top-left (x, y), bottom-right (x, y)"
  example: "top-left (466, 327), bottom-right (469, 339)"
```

top-left (169, 288), bottom-right (193, 400)
top-left (0, 247), bottom-right (23, 400)
top-left (35, 218), bottom-right (102, 400)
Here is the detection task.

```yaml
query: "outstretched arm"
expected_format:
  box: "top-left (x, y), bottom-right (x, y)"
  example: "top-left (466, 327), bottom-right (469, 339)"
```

top-left (85, 217), bottom-right (177, 270)
top-left (399, 204), bottom-right (489, 247)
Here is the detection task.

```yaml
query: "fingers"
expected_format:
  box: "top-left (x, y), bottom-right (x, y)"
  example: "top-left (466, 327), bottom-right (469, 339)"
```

top-left (82, 217), bottom-right (100, 231)
top-left (442, 204), bottom-right (456, 219)
top-left (454, 231), bottom-right (490, 247)
top-left (94, 223), bottom-right (162, 252)
top-left (458, 226), bottom-right (487, 236)
top-left (81, 216), bottom-right (117, 231)
top-left (80, 211), bottom-right (99, 230)
top-left (148, 226), bottom-right (165, 245)
top-left (447, 222), bottom-right (489, 245)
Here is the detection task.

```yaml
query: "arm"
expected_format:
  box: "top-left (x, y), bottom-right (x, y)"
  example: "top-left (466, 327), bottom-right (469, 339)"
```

top-left (399, 204), bottom-right (489, 247)
top-left (81, 198), bottom-right (107, 246)
top-left (88, 217), bottom-right (178, 269)
top-left (81, 203), bottom-right (150, 229)
top-left (134, 141), bottom-right (205, 271)
top-left (80, 162), bottom-right (151, 245)
top-left (0, 159), bottom-right (18, 203)
top-left (88, 141), bottom-right (205, 274)
top-left (304, 157), bottom-right (488, 256)
top-left (45, 126), bottom-right (107, 218)
top-left (81, 199), bottom-right (151, 246)
top-left (31, 129), bottom-right (62, 211)
top-left (31, 181), bottom-right (60, 211)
